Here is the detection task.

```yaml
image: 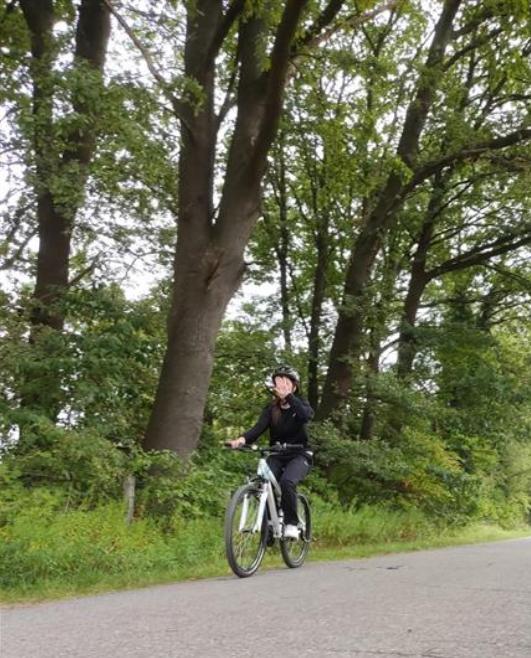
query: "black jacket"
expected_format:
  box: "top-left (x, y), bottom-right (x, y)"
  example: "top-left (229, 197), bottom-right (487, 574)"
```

top-left (243, 394), bottom-right (314, 447)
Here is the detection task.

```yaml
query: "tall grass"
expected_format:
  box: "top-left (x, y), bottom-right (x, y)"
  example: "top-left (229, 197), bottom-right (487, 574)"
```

top-left (2, 496), bottom-right (528, 603)
top-left (313, 500), bottom-right (435, 545)
top-left (0, 501), bottom-right (225, 599)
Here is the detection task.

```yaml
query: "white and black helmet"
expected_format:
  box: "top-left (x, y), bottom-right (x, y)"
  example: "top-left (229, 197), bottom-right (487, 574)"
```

top-left (271, 364), bottom-right (300, 387)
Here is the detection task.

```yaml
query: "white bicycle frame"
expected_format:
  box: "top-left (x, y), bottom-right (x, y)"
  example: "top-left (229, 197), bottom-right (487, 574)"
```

top-left (239, 457), bottom-right (285, 539)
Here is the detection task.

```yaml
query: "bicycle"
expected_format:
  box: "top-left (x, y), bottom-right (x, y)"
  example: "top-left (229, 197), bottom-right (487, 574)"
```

top-left (224, 443), bottom-right (312, 578)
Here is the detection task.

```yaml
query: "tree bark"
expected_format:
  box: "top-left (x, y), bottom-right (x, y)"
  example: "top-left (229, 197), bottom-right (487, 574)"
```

top-left (307, 210), bottom-right (330, 410)
top-left (396, 173), bottom-right (448, 380)
top-left (395, 266), bottom-right (430, 380)
top-left (316, 0), bottom-right (463, 421)
top-left (359, 332), bottom-right (380, 441)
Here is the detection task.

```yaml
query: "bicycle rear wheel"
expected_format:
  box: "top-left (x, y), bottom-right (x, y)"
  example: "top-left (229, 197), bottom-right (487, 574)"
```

top-left (225, 483), bottom-right (267, 578)
top-left (280, 493), bottom-right (311, 568)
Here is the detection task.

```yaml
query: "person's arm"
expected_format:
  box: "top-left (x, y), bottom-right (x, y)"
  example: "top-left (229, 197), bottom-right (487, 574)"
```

top-left (242, 406), bottom-right (272, 445)
top-left (285, 394), bottom-right (313, 422)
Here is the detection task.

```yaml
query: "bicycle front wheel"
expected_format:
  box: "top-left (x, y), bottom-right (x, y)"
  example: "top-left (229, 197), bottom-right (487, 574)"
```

top-left (225, 483), bottom-right (267, 578)
top-left (280, 493), bottom-right (311, 569)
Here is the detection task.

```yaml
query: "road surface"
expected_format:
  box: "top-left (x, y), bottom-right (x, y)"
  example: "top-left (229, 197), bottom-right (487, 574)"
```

top-left (2, 538), bottom-right (531, 658)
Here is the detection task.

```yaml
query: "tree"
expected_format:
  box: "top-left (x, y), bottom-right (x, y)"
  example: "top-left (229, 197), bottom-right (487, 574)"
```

top-left (317, 0), bottom-right (531, 420)
top-left (2, 1), bottom-right (111, 421)
top-left (20, 0), bottom-right (111, 332)
top-left (134, 1), bottom-right (395, 457)
top-left (397, 161), bottom-right (530, 373)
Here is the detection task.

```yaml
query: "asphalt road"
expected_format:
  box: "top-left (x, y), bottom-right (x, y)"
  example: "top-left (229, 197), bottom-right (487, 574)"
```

top-left (2, 538), bottom-right (531, 658)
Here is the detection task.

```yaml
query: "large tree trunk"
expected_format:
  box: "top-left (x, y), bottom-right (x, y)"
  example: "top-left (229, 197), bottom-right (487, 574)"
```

top-left (317, 231), bottom-right (377, 420)
top-left (143, 1), bottom-right (310, 457)
top-left (360, 243), bottom-right (402, 440)
top-left (143, 234), bottom-right (245, 455)
top-left (395, 267), bottom-right (430, 380)
top-left (316, 0), bottom-right (463, 421)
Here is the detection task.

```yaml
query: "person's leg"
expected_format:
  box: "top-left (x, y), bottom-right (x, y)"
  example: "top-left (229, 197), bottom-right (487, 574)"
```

top-left (279, 454), bottom-right (311, 526)
top-left (264, 455), bottom-right (286, 544)
top-left (266, 455), bottom-right (284, 487)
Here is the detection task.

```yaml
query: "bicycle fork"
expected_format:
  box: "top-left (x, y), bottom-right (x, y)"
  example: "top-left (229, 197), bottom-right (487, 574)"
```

top-left (237, 487), bottom-right (269, 534)
top-left (239, 483), bottom-right (283, 538)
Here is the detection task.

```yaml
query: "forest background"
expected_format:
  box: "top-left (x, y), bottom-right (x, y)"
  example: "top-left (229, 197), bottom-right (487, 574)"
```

top-left (0, 0), bottom-right (530, 600)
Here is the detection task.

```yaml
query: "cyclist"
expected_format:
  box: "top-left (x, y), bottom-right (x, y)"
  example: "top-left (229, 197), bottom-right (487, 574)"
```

top-left (228, 365), bottom-right (314, 539)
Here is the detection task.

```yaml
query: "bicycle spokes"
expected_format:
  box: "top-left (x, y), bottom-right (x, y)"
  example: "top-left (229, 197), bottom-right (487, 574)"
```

top-left (280, 494), bottom-right (311, 569)
top-left (225, 485), bottom-right (267, 577)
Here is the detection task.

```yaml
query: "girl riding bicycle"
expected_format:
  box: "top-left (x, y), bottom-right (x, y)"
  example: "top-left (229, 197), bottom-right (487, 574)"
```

top-left (228, 365), bottom-right (314, 539)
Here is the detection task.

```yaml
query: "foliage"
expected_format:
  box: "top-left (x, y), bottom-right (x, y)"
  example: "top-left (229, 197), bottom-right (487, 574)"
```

top-left (208, 318), bottom-right (280, 435)
top-left (312, 404), bottom-right (531, 527)
top-left (0, 284), bottom-right (166, 448)
top-left (132, 441), bottom-right (251, 523)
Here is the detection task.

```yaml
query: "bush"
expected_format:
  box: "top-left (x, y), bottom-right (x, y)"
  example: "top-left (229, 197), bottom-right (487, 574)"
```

top-left (134, 442), bottom-right (255, 522)
top-left (310, 421), bottom-right (530, 526)
top-left (0, 427), bottom-right (128, 511)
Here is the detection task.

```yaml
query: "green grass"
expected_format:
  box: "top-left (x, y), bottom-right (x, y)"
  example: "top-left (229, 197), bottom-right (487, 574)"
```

top-left (309, 523), bottom-right (531, 561)
top-left (1, 501), bottom-right (530, 605)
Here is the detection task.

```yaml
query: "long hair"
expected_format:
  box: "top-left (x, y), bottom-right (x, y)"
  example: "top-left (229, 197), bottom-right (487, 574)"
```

top-left (271, 397), bottom-right (282, 426)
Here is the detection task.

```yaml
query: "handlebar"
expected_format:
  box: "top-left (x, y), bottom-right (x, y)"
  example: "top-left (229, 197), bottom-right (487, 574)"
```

top-left (224, 442), bottom-right (306, 455)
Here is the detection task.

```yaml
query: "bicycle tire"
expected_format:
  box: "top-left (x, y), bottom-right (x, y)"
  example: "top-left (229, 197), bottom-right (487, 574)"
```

top-left (225, 483), bottom-right (267, 578)
top-left (280, 493), bottom-right (311, 569)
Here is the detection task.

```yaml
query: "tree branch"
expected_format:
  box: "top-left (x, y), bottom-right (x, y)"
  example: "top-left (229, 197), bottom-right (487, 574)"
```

top-left (444, 27), bottom-right (503, 71)
top-left (252, 0), bottom-right (310, 164)
top-left (67, 256), bottom-right (100, 287)
top-left (396, 0), bottom-right (464, 167)
top-left (428, 231), bottom-right (531, 280)
top-left (0, 227), bottom-right (37, 271)
top-left (294, 0), bottom-right (402, 53)
top-left (482, 262), bottom-right (531, 291)
top-left (409, 127), bottom-right (531, 189)
top-left (287, 259), bottom-right (312, 341)
top-left (452, 6), bottom-right (494, 38)
top-left (215, 45), bottom-right (240, 131)
top-left (297, 0), bottom-right (344, 48)
top-left (208, 0), bottom-right (245, 63)
top-left (102, 0), bottom-right (189, 127)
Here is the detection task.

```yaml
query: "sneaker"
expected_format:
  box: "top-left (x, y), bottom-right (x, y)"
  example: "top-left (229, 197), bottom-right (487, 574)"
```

top-left (284, 524), bottom-right (299, 540)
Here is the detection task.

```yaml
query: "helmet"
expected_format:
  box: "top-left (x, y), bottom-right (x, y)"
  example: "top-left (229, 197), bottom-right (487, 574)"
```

top-left (271, 364), bottom-right (300, 387)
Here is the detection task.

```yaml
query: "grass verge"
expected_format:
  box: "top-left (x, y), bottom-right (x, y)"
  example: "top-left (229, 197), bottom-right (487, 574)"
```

top-left (1, 501), bottom-right (530, 606)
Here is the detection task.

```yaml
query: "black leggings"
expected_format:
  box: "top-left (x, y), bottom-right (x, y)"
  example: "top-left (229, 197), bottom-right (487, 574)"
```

top-left (267, 453), bottom-right (311, 525)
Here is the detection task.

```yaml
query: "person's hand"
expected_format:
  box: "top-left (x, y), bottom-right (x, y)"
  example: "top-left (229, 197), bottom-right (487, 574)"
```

top-left (272, 376), bottom-right (294, 400)
top-left (227, 437), bottom-right (246, 449)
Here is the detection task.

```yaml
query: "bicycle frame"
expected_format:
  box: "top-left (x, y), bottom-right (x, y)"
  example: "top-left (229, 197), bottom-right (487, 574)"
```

top-left (241, 456), bottom-right (284, 538)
